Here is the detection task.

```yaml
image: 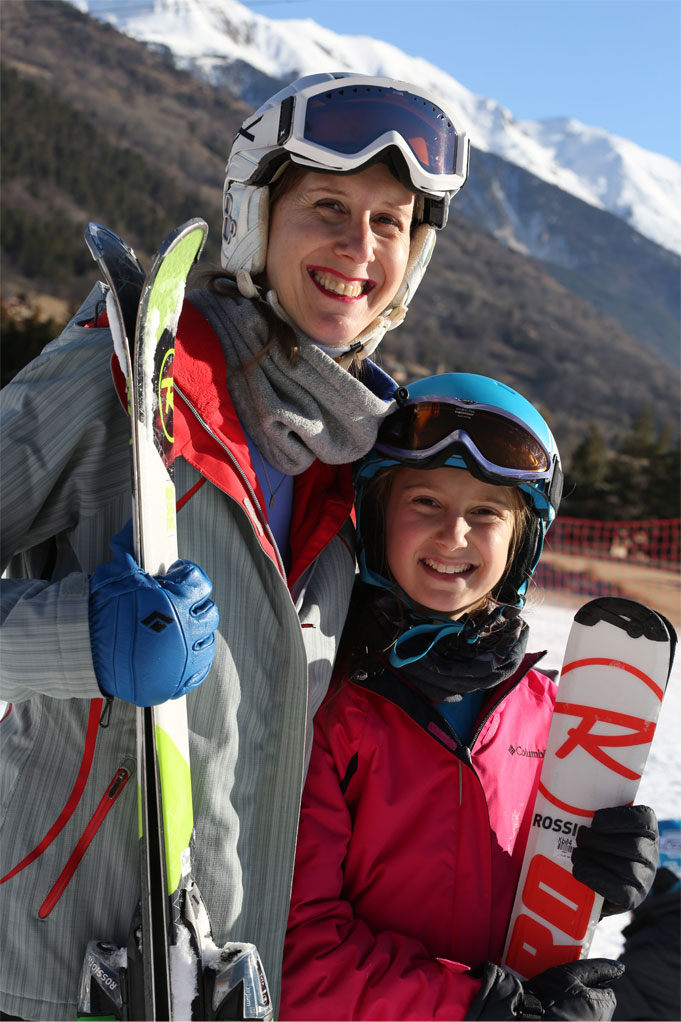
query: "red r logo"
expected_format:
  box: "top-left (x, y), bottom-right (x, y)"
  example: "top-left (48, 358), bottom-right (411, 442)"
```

top-left (538, 656), bottom-right (663, 816)
top-left (554, 703), bottom-right (654, 780)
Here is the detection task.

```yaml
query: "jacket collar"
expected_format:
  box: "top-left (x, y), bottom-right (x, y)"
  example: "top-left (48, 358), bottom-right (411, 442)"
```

top-left (349, 649), bottom-right (547, 759)
top-left (110, 299), bottom-right (354, 587)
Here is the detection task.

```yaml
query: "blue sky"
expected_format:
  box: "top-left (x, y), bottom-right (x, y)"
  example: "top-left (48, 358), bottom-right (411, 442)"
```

top-left (241, 0), bottom-right (680, 160)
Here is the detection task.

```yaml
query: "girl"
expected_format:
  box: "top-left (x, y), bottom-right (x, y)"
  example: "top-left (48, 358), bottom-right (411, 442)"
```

top-left (280, 373), bottom-right (658, 1021)
top-left (0, 73), bottom-right (469, 1019)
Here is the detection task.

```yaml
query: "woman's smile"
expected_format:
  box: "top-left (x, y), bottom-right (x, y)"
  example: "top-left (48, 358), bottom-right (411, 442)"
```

top-left (265, 163), bottom-right (414, 346)
top-left (308, 266), bottom-right (377, 301)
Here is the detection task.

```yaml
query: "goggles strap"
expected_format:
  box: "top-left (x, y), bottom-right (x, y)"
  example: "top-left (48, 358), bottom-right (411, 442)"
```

top-left (389, 620), bottom-right (467, 668)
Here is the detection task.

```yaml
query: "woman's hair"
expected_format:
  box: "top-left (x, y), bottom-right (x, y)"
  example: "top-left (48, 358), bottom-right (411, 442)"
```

top-left (361, 466), bottom-right (533, 621)
top-left (195, 164), bottom-right (306, 367)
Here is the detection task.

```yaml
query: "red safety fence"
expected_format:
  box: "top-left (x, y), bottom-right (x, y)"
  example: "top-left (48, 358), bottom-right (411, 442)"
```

top-left (534, 518), bottom-right (680, 622)
top-left (543, 517), bottom-right (680, 568)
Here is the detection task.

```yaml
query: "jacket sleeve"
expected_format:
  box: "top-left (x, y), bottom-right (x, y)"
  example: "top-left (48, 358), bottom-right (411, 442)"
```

top-left (280, 703), bottom-right (483, 1021)
top-left (0, 286), bottom-right (129, 701)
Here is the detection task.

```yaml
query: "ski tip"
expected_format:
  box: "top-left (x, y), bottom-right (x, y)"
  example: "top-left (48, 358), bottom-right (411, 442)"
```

top-left (574, 597), bottom-right (671, 643)
top-left (156, 218), bottom-right (209, 260)
top-left (83, 223), bottom-right (146, 279)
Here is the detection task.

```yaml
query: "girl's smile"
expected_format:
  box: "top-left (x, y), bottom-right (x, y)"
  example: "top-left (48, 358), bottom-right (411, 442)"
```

top-left (384, 466), bottom-right (519, 619)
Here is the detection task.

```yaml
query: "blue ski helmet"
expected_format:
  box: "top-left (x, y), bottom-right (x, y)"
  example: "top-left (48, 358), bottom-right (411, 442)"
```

top-left (355, 373), bottom-right (562, 629)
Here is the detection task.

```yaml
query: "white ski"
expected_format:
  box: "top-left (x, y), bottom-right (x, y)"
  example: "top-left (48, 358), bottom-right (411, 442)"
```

top-left (502, 596), bottom-right (674, 978)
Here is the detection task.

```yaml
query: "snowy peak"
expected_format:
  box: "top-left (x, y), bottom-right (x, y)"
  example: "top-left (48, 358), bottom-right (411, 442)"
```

top-left (519, 116), bottom-right (681, 255)
top-left (74, 0), bottom-right (680, 255)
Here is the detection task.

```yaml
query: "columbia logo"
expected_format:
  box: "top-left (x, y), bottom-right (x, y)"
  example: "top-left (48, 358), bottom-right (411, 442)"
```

top-left (508, 744), bottom-right (545, 759)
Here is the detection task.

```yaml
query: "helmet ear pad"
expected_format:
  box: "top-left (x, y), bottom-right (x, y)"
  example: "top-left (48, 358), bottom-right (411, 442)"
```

top-left (356, 473), bottom-right (390, 585)
top-left (384, 223), bottom-right (436, 330)
top-left (221, 182), bottom-right (269, 278)
top-left (494, 516), bottom-right (545, 609)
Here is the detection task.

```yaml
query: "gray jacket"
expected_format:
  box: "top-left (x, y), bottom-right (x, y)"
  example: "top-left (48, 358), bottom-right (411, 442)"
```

top-left (0, 284), bottom-right (356, 1019)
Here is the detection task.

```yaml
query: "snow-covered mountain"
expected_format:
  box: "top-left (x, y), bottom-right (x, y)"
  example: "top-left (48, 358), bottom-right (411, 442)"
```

top-left (74, 0), bottom-right (680, 256)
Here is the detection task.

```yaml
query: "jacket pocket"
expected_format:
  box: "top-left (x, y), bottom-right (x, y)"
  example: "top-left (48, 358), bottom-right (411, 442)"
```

top-left (39, 760), bottom-right (134, 919)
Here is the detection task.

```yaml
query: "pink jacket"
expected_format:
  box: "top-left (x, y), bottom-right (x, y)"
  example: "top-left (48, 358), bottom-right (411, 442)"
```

top-left (280, 650), bottom-right (556, 1021)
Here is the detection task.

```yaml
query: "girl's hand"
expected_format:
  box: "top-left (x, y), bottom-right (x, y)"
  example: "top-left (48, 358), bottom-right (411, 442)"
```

top-left (466, 958), bottom-right (624, 1020)
top-left (572, 804), bottom-right (659, 915)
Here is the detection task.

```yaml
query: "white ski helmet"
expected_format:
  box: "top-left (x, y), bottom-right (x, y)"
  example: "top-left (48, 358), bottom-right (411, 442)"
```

top-left (221, 72), bottom-right (470, 360)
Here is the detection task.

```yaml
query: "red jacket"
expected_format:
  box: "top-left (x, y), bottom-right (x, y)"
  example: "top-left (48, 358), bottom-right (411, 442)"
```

top-left (280, 650), bottom-right (556, 1021)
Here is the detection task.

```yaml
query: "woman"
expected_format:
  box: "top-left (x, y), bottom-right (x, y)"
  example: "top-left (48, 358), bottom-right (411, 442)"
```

top-left (0, 73), bottom-right (469, 1019)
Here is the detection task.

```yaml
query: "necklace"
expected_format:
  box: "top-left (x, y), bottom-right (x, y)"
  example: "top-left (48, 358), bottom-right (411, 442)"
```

top-left (256, 447), bottom-right (288, 509)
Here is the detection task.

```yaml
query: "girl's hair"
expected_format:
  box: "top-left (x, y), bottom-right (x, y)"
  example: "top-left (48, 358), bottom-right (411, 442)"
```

top-left (361, 467), bottom-right (533, 622)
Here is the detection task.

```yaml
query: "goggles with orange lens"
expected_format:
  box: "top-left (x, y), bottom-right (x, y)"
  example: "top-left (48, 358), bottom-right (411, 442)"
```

top-left (374, 395), bottom-right (561, 516)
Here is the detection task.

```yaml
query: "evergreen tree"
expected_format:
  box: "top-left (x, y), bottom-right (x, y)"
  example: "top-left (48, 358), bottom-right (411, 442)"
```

top-left (561, 416), bottom-right (680, 521)
top-left (562, 423), bottom-right (611, 518)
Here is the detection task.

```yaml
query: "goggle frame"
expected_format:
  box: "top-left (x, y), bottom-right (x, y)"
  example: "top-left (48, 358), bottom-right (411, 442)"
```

top-left (276, 78), bottom-right (470, 201)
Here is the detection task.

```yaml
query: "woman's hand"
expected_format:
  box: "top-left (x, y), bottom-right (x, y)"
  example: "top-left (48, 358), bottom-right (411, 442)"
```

top-left (89, 522), bottom-right (219, 706)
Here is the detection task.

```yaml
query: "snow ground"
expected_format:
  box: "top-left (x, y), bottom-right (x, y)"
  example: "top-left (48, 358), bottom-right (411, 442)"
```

top-left (524, 594), bottom-right (681, 958)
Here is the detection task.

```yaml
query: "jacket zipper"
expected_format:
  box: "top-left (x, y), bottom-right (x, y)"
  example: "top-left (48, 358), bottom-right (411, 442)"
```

top-left (175, 383), bottom-right (287, 580)
top-left (0, 698), bottom-right (104, 886)
top-left (469, 651), bottom-right (547, 752)
top-left (38, 762), bottom-right (133, 919)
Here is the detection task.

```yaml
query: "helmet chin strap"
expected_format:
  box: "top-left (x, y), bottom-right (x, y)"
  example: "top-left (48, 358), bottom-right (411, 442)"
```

top-left (233, 263), bottom-right (404, 365)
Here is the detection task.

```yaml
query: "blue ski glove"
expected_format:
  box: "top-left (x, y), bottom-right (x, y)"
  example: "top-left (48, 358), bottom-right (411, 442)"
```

top-left (89, 521), bottom-right (219, 706)
top-left (572, 805), bottom-right (659, 915)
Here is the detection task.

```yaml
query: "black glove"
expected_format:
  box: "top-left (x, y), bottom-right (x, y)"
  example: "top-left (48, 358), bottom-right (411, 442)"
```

top-left (467, 958), bottom-right (625, 1021)
top-left (572, 805), bottom-right (658, 915)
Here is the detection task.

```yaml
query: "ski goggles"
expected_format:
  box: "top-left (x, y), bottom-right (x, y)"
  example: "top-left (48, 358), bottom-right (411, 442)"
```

top-left (278, 78), bottom-right (470, 202)
top-left (375, 397), bottom-right (554, 483)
